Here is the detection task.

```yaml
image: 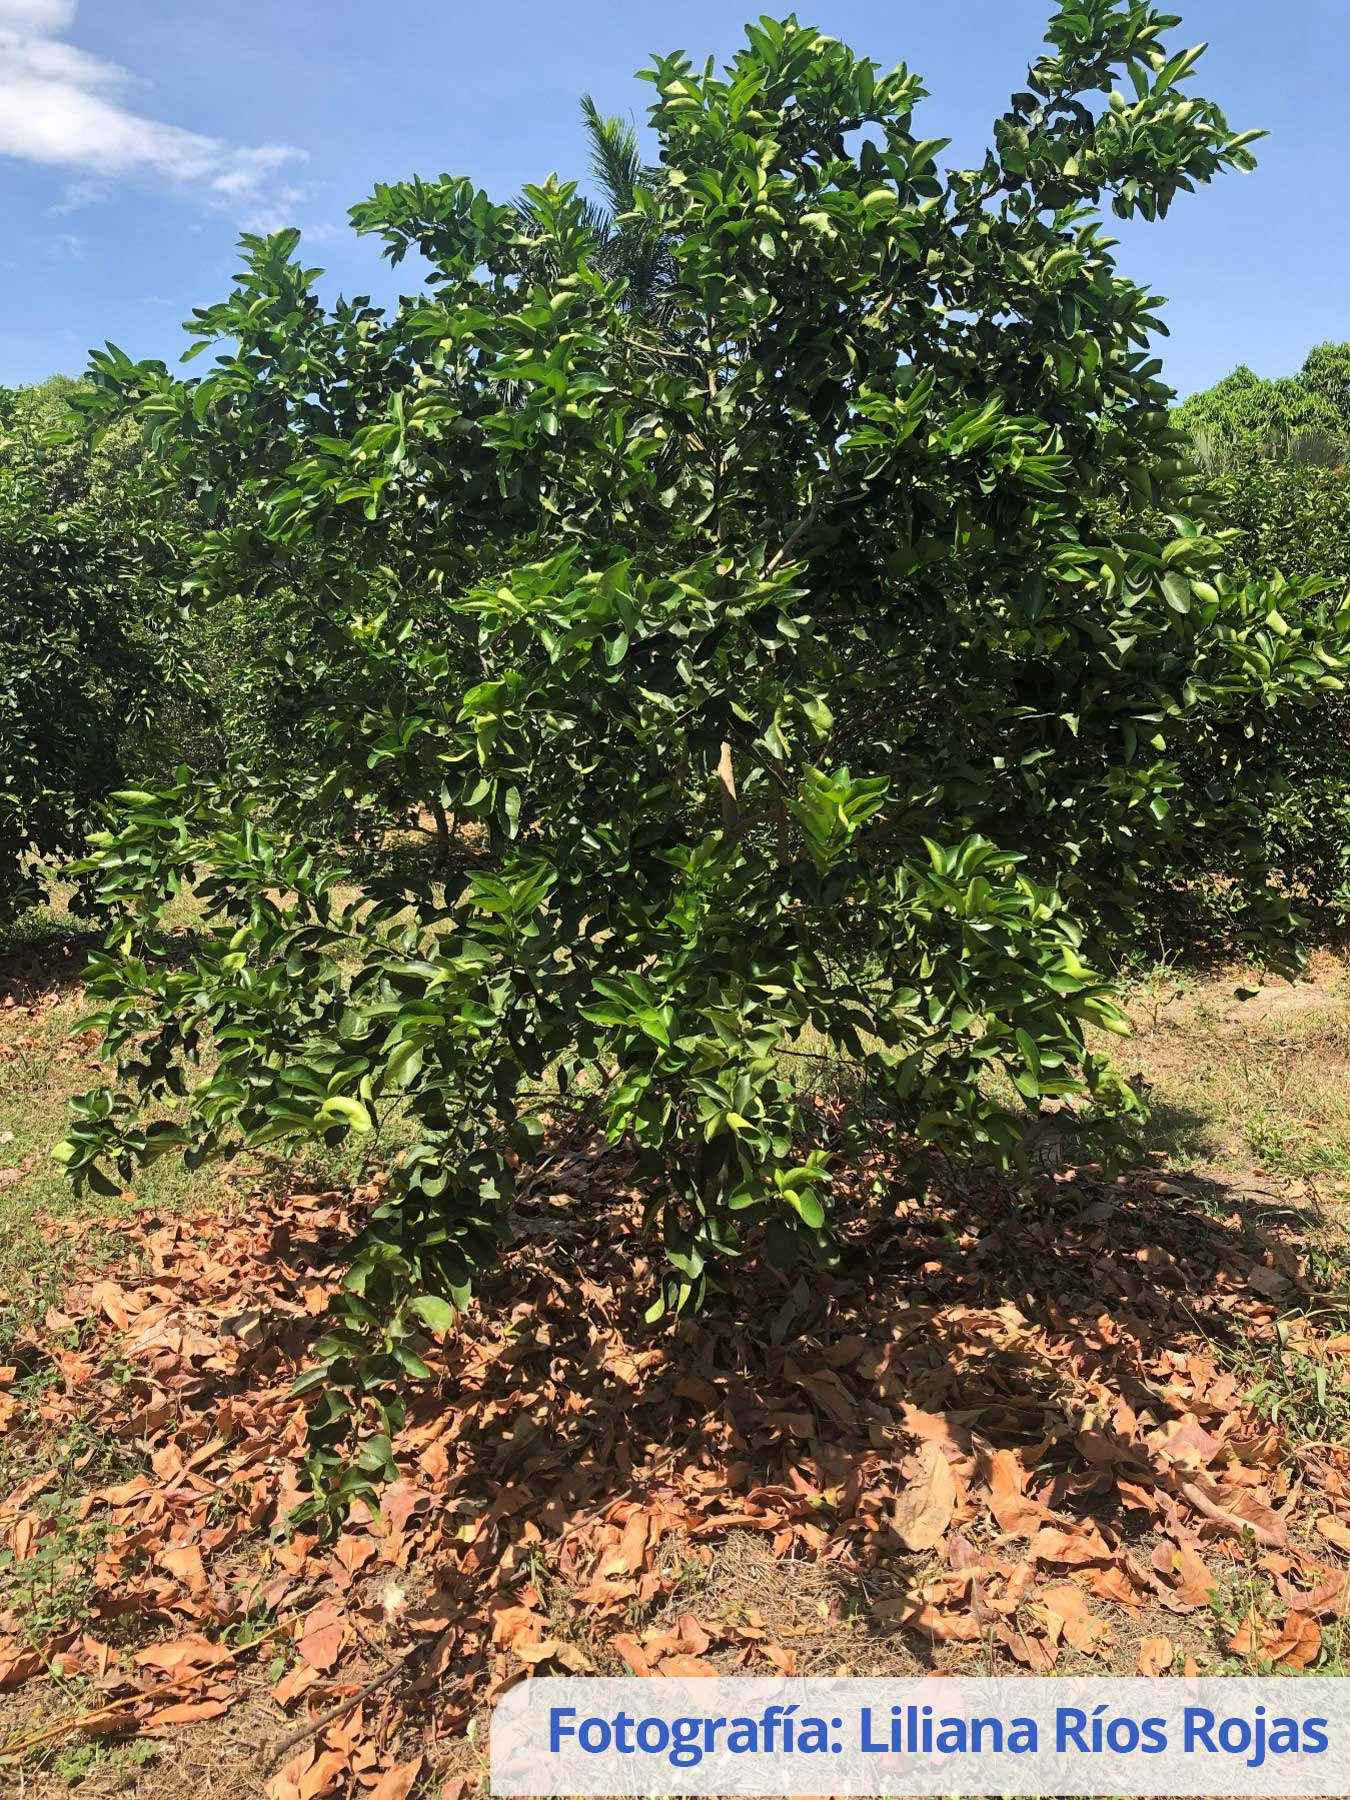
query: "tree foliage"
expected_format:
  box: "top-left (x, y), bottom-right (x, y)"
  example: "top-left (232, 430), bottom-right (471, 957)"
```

top-left (1196, 460), bottom-right (1350, 911)
top-left (1176, 344), bottom-right (1350, 470)
top-left (0, 381), bottom-right (180, 919)
top-left (1175, 348), bottom-right (1350, 911)
top-left (58, 4), bottom-right (1350, 1507)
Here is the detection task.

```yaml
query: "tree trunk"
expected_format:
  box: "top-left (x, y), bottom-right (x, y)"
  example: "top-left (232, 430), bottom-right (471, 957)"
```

top-left (431, 798), bottom-right (451, 870)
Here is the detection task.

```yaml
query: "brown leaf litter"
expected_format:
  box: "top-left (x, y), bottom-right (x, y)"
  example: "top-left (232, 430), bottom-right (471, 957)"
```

top-left (0, 1131), bottom-right (1346, 1796)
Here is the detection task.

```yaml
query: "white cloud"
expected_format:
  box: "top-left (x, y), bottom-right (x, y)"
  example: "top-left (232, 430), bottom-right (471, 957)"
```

top-left (234, 181), bottom-right (320, 235)
top-left (0, 1), bottom-right (76, 31)
top-left (0, 0), bottom-right (303, 206)
top-left (49, 174), bottom-right (108, 213)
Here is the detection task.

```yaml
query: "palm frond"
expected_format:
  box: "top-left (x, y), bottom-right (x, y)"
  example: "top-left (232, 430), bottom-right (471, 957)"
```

top-left (579, 94), bottom-right (643, 221)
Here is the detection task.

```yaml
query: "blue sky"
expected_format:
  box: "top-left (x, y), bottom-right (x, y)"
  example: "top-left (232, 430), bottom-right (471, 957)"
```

top-left (0, 0), bottom-right (1344, 399)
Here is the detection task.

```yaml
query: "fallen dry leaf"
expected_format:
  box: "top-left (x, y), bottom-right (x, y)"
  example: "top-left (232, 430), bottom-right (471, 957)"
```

top-left (1277, 1567), bottom-right (1349, 1619)
top-left (158, 1542), bottom-right (208, 1597)
top-left (133, 1635), bottom-right (233, 1676)
top-left (297, 1600), bottom-right (349, 1673)
top-left (1032, 1582), bottom-right (1113, 1656)
top-left (1264, 1612), bottom-right (1321, 1671)
top-left (1151, 1540), bottom-right (1214, 1612)
top-left (987, 1449), bottom-right (1044, 1536)
top-left (891, 1443), bottom-right (957, 1551)
top-left (267, 1745), bottom-right (348, 1800)
top-left (1315, 1514), bottom-right (1350, 1555)
top-left (0, 1645), bottom-right (45, 1688)
top-left (369, 1755), bottom-right (425, 1800)
top-left (151, 1695), bottom-right (234, 1727)
top-left (0, 1115), bottom-right (1341, 1777)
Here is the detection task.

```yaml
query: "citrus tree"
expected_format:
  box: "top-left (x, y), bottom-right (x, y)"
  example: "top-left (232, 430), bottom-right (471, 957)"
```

top-left (61, 3), bottom-right (1350, 1505)
top-left (1174, 346), bottom-right (1350, 913)
top-left (0, 383), bottom-right (180, 919)
top-left (1195, 459), bottom-right (1350, 913)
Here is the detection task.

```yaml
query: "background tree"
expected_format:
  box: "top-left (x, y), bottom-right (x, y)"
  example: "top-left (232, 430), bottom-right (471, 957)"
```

top-left (0, 381), bottom-right (182, 919)
top-left (1176, 343), bottom-right (1350, 469)
top-left (59, 3), bottom-right (1350, 1508)
top-left (1196, 457), bottom-right (1350, 914)
top-left (569, 95), bottom-right (675, 310)
top-left (1173, 344), bottom-right (1350, 914)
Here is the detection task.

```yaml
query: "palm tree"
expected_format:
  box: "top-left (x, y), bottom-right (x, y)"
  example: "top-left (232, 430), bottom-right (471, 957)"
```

top-left (575, 95), bottom-right (674, 314)
top-left (516, 97), bottom-right (674, 319)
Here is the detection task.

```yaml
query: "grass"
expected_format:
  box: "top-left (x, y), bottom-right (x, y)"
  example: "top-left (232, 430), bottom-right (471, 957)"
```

top-left (1122, 949), bottom-right (1350, 1179)
top-left (0, 914), bottom-right (217, 1350)
top-left (1205, 1564), bottom-right (1350, 1677)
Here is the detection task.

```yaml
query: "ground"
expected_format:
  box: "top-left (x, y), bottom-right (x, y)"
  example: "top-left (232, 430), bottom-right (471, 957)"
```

top-left (0, 909), bottom-right (1347, 1797)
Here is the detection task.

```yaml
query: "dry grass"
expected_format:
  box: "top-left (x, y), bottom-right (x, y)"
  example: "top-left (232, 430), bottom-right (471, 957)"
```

top-left (1124, 950), bottom-right (1350, 1176)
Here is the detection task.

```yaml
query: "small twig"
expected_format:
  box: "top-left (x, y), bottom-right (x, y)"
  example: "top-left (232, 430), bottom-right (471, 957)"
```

top-left (556, 1498), bottom-right (620, 1556)
top-left (263, 1647), bottom-right (414, 1775)
top-left (765, 494), bottom-right (824, 574)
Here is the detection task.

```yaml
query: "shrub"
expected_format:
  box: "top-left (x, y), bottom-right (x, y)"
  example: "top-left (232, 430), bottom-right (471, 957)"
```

top-left (59, 4), bottom-right (1350, 1506)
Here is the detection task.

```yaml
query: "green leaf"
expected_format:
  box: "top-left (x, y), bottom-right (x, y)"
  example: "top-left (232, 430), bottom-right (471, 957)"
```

top-left (1162, 572), bottom-right (1192, 615)
top-left (317, 1097), bottom-right (373, 1134)
top-left (408, 1294), bottom-right (458, 1333)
